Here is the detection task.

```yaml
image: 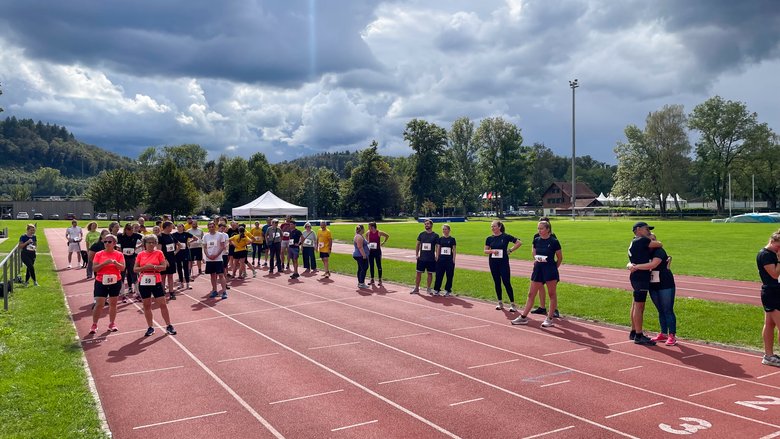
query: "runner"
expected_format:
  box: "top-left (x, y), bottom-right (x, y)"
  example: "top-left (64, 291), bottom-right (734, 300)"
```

top-left (19, 224), bottom-right (39, 287)
top-left (433, 224), bottom-right (456, 296)
top-left (188, 220), bottom-right (204, 276)
top-left (353, 224), bottom-right (369, 289)
top-left (117, 223), bottom-right (143, 303)
top-left (366, 222), bottom-right (389, 285)
top-left (756, 231), bottom-right (780, 367)
top-left (225, 221), bottom-right (239, 277)
top-left (287, 221), bottom-right (303, 279)
top-left (265, 219), bottom-right (283, 274)
top-left (88, 234), bottom-right (124, 335)
top-left (280, 216), bottom-right (293, 271)
top-left (317, 221), bottom-right (332, 278)
top-left (251, 221), bottom-right (264, 267)
top-left (134, 234), bottom-right (177, 337)
top-left (261, 217), bottom-right (272, 267)
top-left (172, 223), bottom-right (195, 290)
top-left (626, 221), bottom-right (663, 345)
top-left (84, 222), bottom-right (99, 278)
top-left (513, 220), bottom-right (562, 327)
top-left (202, 222), bottom-right (229, 299)
top-left (301, 222), bottom-right (318, 274)
top-left (643, 232), bottom-right (678, 346)
top-left (411, 219), bottom-right (439, 295)
top-left (65, 220), bottom-right (83, 269)
top-left (229, 225), bottom-right (254, 278)
top-left (157, 221), bottom-right (177, 300)
top-left (87, 230), bottom-right (110, 309)
top-left (484, 220), bottom-right (522, 312)
top-left (530, 216), bottom-right (558, 317)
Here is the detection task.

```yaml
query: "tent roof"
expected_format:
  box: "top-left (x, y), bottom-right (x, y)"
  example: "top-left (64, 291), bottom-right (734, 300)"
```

top-left (232, 191), bottom-right (308, 217)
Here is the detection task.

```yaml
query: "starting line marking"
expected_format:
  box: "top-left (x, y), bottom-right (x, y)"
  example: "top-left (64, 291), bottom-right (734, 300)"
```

top-left (607, 340), bottom-right (634, 346)
top-left (269, 389), bottom-right (344, 405)
top-left (467, 359), bottom-right (520, 369)
top-left (378, 372), bottom-right (440, 385)
top-left (605, 402), bottom-right (664, 419)
top-left (216, 353), bottom-right (280, 363)
top-left (386, 332), bottom-right (429, 339)
top-left (449, 397), bottom-right (484, 407)
top-left (521, 425), bottom-right (576, 439)
top-left (688, 383), bottom-right (737, 397)
top-left (308, 341), bottom-right (361, 350)
top-left (682, 353), bottom-right (705, 359)
top-left (760, 431), bottom-right (780, 439)
top-left (133, 410), bottom-right (227, 430)
top-left (450, 324), bottom-right (491, 332)
top-left (540, 380), bottom-right (570, 388)
top-left (758, 370), bottom-right (780, 380)
top-left (543, 347), bottom-right (588, 357)
top-left (331, 419), bottom-right (378, 432)
top-left (110, 365), bottom-right (184, 378)
top-left (618, 366), bottom-right (643, 372)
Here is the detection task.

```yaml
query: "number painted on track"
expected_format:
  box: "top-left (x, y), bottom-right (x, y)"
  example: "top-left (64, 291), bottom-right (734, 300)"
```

top-left (735, 395), bottom-right (780, 411)
top-left (659, 417), bottom-right (712, 435)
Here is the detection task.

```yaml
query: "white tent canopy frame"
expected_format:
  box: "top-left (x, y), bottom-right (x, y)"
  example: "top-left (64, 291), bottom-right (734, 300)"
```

top-left (232, 191), bottom-right (308, 217)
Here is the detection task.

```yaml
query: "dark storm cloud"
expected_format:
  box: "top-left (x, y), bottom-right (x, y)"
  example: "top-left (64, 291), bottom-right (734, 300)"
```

top-left (0, 0), bottom-right (382, 86)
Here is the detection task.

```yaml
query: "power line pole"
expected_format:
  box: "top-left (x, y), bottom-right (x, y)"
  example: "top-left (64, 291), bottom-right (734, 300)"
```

top-left (569, 79), bottom-right (579, 220)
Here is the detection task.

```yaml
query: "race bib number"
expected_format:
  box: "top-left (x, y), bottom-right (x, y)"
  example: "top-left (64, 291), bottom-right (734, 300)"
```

top-left (140, 274), bottom-right (157, 286)
top-left (318, 241), bottom-right (324, 248)
top-left (274, 233), bottom-right (281, 239)
top-left (178, 242), bottom-right (187, 250)
top-left (368, 242), bottom-right (378, 250)
top-left (440, 247), bottom-right (451, 256)
top-left (304, 239), bottom-right (313, 246)
top-left (122, 248), bottom-right (135, 256)
top-left (166, 243), bottom-right (175, 252)
top-left (491, 249), bottom-right (504, 258)
top-left (73, 236), bottom-right (81, 242)
top-left (282, 232), bottom-right (290, 238)
top-left (207, 240), bottom-right (216, 248)
top-left (534, 255), bottom-right (548, 262)
top-left (102, 274), bottom-right (118, 285)
top-left (421, 243), bottom-right (431, 251)
top-left (650, 270), bottom-right (661, 283)
top-left (27, 244), bottom-right (36, 251)
top-left (254, 236), bottom-right (262, 242)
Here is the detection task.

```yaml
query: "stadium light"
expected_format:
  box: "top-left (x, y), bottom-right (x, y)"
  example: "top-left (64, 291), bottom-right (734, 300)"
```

top-left (569, 79), bottom-right (579, 220)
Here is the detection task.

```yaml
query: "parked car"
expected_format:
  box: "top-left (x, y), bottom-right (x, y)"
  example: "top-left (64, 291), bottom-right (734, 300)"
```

top-left (110, 214), bottom-right (119, 220)
top-left (196, 215), bottom-right (211, 221)
top-left (81, 213), bottom-right (92, 220)
top-left (66, 213), bottom-right (76, 220)
top-left (175, 215), bottom-right (187, 221)
top-left (16, 211), bottom-right (30, 219)
top-left (49, 214), bottom-right (60, 220)
top-left (2, 213), bottom-right (12, 219)
top-left (33, 213), bottom-right (44, 220)
top-left (124, 215), bottom-right (135, 221)
top-left (95, 213), bottom-right (108, 220)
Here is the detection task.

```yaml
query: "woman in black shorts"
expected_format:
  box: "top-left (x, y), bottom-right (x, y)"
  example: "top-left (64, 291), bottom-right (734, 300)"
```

top-left (513, 220), bottom-right (562, 327)
top-left (757, 231), bottom-right (780, 367)
top-left (484, 220), bottom-right (522, 312)
top-left (88, 234), bottom-right (125, 334)
top-left (134, 234), bottom-right (176, 337)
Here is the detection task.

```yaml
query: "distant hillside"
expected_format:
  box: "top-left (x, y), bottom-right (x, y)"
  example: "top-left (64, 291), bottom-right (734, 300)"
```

top-left (285, 150), bottom-right (359, 178)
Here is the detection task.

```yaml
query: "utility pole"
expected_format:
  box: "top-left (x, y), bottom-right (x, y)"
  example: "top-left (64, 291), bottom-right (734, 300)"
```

top-left (569, 79), bottom-right (579, 220)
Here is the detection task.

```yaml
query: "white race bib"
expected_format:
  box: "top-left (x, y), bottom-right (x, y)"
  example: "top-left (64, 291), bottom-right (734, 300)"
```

top-left (140, 274), bottom-right (157, 286)
top-left (207, 240), bottom-right (216, 248)
top-left (421, 243), bottom-right (431, 251)
top-left (73, 236), bottom-right (81, 242)
top-left (304, 239), bottom-right (313, 246)
top-left (491, 249), bottom-right (504, 258)
top-left (178, 242), bottom-right (187, 250)
top-left (534, 255), bottom-right (548, 262)
top-left (368, 242), bottom-right (378, 250)
top-left (122, 248), bottom-right (135, 256)
top-left (166, 243), bottom-right (175, 252)
top-left (440, 247), bottom-right (451, 256)
top-left (650, 270), bottom-right (661, 283)
top-left (274, 232), bottom-right (281, 239)
top-left (282, 232), bottom-right (290, 238)
top-left (27, 244), bottom-right (37, 251)
top-left (102, 274), bottom-right (118, 285)
top-left (318, 241), bottom-right (324, 248)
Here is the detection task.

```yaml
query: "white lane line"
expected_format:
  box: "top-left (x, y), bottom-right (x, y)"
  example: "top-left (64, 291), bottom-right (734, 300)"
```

top-left (133, 411), bottom-right (227, 430)
top-left (688, 384), bottom-right (737, 397)
top-left (378, 372), bottom-right (440, 385)
top-left (540, 380), bottom-right (570, 388)
top-left (217, 353), bottom-right (280, 363)
top-left (543, 347), bottom-right (588, 357)
top-left (607, 340), bottom-right (634, 346)
top-left (681, 353), bottom-right (704, 359)
top-left (308, 341), bottom-right (361, 350)
top-left (758, 370), bottom-right (780, 380)
top-left (450, 324), bottom-right (491, 332)
top-left (269, 389), bottom-right (344, 405)
top-left (618, 366), bottom-right (643, 372)
top-left (331, 419), bottom-right (378, 432)
top-left (521, 425), bottom-right (576, 439)
top-left (605, 402), bottom-right (664, 419)
top-left (467, 359), bottom-right (520, 369)
top-left (386, 332), bottom-right (429, 339)
top-left (110, 365), bottom-right (183, 378)
top-left (760, 431), bottom-right (780, 439)
top-left (449, 398), bottom-right (484, 407)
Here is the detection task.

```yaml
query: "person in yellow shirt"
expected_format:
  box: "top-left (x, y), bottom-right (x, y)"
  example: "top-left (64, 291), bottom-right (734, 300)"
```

top-left (317, 221), bottom-right (333, 278)
top-left (229, 225), bottom-right (256, 278)
top-left (184, 217), bottom-right (194, 231)
top-left (250, 221), bottom-right (264, 267)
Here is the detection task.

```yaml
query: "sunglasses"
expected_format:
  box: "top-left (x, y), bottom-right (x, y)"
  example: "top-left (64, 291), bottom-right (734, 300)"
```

top-left (103, 240), bottom-right (115, 244)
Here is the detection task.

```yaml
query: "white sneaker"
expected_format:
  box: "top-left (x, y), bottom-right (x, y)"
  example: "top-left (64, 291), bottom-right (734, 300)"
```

top-left (68, 264), bottom-right (72, 269)
top-left (426, 288), bottom-right (432, 294)
top-left (762, 354), bottom-right (780, 367)
top-left (410, 289), bottom-right (420, 294)
top-left (511, 316), bottom-right (529, 325)
top-left (541, 318), bottom-right (554, 328)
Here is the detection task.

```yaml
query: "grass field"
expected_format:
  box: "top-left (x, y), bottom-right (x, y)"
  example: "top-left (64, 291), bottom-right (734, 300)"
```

top-left (327, 219), bottom-right (780, 281)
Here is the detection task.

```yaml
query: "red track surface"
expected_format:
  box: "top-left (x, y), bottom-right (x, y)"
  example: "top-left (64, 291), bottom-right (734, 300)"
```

top-left (48, 230), bottom-right (780, 438)
top-left (332, 243), bottom-right (762, 306)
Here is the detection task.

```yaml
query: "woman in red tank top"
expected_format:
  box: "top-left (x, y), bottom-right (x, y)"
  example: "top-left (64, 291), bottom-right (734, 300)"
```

top-left (365, 222), bottom-right (389, 285)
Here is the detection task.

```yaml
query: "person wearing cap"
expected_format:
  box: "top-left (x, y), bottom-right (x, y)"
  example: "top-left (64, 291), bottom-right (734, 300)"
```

top-left (626, 221), bottom-right (663, 345)
top-left (300, 222), bottom-right (318, 273)
top-left (630, 232), bottom-right (678, 346)
top-left (265, 218), bottom-right (283, 274)
top-left (756, 231), bottom-right (780, 367)
top-left (88, 234), bottom-right (125, 335)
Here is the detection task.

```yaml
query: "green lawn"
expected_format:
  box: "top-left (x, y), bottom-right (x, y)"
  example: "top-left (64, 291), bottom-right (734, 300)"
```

top-left (328, 219), bottom-right (779, 281)
top-left (326, 253), bottom-right (765, 350)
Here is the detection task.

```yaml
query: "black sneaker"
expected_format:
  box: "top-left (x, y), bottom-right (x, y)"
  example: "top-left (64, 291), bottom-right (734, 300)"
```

top-left (629, 330), bottom-right (636, 340)
top-left (634, 334), bottom-right (657, 345)
top-left (169, 293), bottom-right (176, 300)
top-left (144, 327), bottom-right (155, 337)
top-left (530, 307), bottom-right (547, 315)
top-left (166, 325), bottom-right (177, 335)
top-left (553, 309), bottom-right (561, 318)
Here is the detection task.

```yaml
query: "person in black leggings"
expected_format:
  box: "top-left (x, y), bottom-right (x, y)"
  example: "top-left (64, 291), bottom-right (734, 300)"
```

top-left (484, 220), bottom-right (522, 312)
top-left (19, 224), bottom-right (39, 286)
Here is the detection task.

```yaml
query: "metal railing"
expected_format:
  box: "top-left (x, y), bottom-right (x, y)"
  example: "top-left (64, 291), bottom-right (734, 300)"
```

top-left (1, 244), bottom-right (23, 311)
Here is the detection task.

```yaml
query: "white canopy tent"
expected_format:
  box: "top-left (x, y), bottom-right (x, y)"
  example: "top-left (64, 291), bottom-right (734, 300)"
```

top-left (231, 191), bottom-right (308, 217)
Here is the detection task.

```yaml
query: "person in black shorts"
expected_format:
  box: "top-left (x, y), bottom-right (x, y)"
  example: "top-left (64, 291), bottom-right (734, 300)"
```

top-left (513, 220), bottom-right (561, 327)
top-left (757, 231), bottom-right (780, 367)
top-left (626, 221), bottom-right (663, 345)
top-left (172, 223), bottom-right (195, 290)
top-left (117, 223), bottom-right (143, 302)
top-left (484, 220), bottom-right (522, 312)
top-left (157, 221), bottom-right (178, 300)
top-left (433, 224), bottom-right (456, 296)
top-left (410, 219), bottom-right (439, 294)
top-left (530, 216), bottom-right (559, 316)
top-left (134, 234), bottom-right (176, 336)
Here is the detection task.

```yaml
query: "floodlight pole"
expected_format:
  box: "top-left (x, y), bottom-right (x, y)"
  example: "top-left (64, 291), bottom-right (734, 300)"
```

top-left (569, 79), bottom-right (579, 220)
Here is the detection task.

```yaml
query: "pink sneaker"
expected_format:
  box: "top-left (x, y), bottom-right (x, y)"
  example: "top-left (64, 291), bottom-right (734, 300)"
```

top-left (650, 333), bottom-right (668, 342)
top-left (89, 323), bottom-right (98, 334)
top-left (665, 334), bottom-right (677, 346)
top-left (108, 322), bottom-right (118, 332)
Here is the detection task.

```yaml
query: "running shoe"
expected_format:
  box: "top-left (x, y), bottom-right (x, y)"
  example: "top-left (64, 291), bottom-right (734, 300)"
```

top-left (324, 272), bottom-right (330, 278)
top-left (186, 284), bottom-right (192, 290)
top-left (121, 295), bottom-right (128, 304)
top-left (33, 282), bottom-right (39, 287)
top-left (634, 334), bottom-right (657, 345)
top-left (410, 288), bottom-right (420, 294)
top-left (444, 291), bottom-right (451, 297)
top-left (304, 269), bottom-right (310, 274)
top-left (144, 327), bottom-right (155, 337)
top-left (253, 272), bottom-right (256, 278)
top-left (166, 325), bottom-right (177, 335)
top-left (89, 323), bottom-right (98, 334)
top-left (209, 291), bottom-right (218, 298)
top-left (650, 333), bottom-right (668, 343)
top-left (369, 278), bottom-right (374, 284)
top-left (68, 264), bottom-right (72, 269)
top-left (378, 279), bottom-right (382, 286)
top-left (358, 283), bottom-right (369, 289)
top-left (530, 307), bottom-right (547, 315)
top-left (431, 290), bottom-right (440, 296)
top-left (221, 292), bottom-right (228, 300)
top-left (511, 316), bottom-right (529, 325)
top-left (665, 334), bottom-right (678, 346)
top-left (23, 281), bottom-right (28, 287)
top-left (495, 302), bottom-right (504, 310)
top-left (426, 288), bottom-right (432, 295)
top-left (762, 354), bottom-right (780, 367)
top-left (553, 309), bottom-right (561, 318)
top-left (508, 305), bottom-right (517, 313)
top-left (541, 318), bottom-right (554, 328)
top-left (108, 322), bottom-right (118, 332)
top-left (629, 330), bottom-right (636, 340)
top-left (168, 293), bottom-right (176, 300)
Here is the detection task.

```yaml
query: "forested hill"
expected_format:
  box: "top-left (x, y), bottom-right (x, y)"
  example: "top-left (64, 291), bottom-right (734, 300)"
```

top-left (285, 150), bottom-right (359, 178)
top-left (0, 117), bottom-right (134, 177)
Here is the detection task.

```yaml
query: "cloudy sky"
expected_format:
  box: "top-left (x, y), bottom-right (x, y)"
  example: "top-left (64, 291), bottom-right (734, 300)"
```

top-left (1, 0), bottom-right (778, 163)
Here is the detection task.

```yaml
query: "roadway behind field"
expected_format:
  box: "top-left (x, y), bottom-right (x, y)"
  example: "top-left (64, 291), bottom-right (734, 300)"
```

top-left (331, 243), bottom-right (762, 306)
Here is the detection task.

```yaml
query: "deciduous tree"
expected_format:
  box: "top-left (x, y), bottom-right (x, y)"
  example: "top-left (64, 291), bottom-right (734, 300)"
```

top-left (86, 169), bottom-right (146, 216)
top-left (146, 159), bottom-right (198, 215)
top-left (474, 117), bottom-right (526, 215)
top-left (404, 119), bottom-right (447, 214)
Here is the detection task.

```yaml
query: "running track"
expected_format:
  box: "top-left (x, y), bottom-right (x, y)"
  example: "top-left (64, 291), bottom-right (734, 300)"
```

top-left (47, 229), bottom-right (780, 438)
top-left (331, 243), bottom-right (762, 306)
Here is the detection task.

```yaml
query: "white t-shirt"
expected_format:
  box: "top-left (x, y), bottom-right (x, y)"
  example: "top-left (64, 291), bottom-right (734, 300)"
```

top-left (201, 232), bottom-right (227, 262)
top-left (66, 226), bottom-right (82, 242)
top-left (220, 232), bottom-right (230, 257)
top-left (188, 227), bottom-right (204, 248)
